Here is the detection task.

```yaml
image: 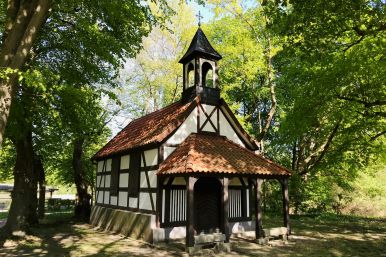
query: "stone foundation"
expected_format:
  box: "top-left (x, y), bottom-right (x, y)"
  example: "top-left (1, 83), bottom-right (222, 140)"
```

top-left (90, 205), bottom-right (155, 243)
top-left (90, 205), bottom-right (256, 246)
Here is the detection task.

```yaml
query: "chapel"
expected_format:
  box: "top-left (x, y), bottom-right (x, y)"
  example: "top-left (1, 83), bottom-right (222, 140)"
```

top-left (91, 27), bottom-right (291, 252)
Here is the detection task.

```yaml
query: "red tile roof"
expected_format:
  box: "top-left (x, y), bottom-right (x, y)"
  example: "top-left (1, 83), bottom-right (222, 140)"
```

top-left (157, 133), bottom-right (291, 176)
top-left (93, 100), bottom-right (196, 159)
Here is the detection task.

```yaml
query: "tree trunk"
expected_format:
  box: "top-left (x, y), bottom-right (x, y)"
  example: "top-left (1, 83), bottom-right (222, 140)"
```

top-left (0, 128), bottom-right (38, 242)
top-left (35, 156), bottom-right (46, 219)
top-left (0, 0), bottom-right (51, 146)
top-left (72, 138), bottom-right (92, 221)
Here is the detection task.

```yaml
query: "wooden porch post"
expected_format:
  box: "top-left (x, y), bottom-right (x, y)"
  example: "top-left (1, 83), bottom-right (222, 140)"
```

top-left (186, 176), bottom-right (197, 249)
top-left (280, 178), bottom-right (291, 235)
top-left (155, 176), bottom-right (163, 228)
top-left (222, 177), bottom-right (229, 242)
top-left (255, 178), bottom-right (263, 240)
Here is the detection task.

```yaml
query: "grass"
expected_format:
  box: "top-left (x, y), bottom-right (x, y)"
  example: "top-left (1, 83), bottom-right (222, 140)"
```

top-left (0, 213), bottom-right (385, 257)
top-left (0, 212), bottom-right (8, 220)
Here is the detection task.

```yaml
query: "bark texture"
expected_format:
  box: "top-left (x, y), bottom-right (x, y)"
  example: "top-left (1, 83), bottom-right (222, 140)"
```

top-left (0, 0), bottom-right (51, 146)
top-left (1, 128), bottom-right (38, 241)
top-left (72, 138), bottom-right (92, 221)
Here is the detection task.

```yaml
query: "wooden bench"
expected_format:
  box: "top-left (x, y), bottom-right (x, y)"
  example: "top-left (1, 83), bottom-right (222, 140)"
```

top-left (263, 227), bottom-right (288, 242)
top-left (188, 233), bottom-right (230, 254)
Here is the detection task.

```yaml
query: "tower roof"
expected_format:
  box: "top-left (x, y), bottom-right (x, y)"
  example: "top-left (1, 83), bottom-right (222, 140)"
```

top-left (179, 28), bottom-right (222, 64)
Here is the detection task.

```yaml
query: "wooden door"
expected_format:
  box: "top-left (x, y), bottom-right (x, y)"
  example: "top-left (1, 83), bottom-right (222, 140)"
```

top-left (194, 177), bottom-right (221, 234)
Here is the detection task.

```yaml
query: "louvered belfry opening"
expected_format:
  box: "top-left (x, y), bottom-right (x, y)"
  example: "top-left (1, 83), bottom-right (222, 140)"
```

top-left (193, 177), bottom-right (222, 234)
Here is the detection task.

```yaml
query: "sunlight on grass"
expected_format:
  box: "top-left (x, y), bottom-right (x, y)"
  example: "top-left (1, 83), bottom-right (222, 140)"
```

top-left (0, 213), bottom-right (385, 257)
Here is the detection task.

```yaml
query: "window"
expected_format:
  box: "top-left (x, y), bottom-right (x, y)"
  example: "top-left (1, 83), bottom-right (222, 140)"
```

top-left (202, 62), bottom-right (214, 88)
top-left (110, 157), bottom-right (120, 196)
top-left (187, 62), bottom-right (194, 88)
top-left (128, 151), bottom-right (141, 197)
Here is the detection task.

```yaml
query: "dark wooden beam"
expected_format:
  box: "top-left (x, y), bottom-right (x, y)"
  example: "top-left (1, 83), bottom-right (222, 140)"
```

top-left (156, 176), bottom-right (163, 228)
top-left (186, 176), bottom-right (197, 248)
top-left (255, 178), bottom-right (263, 239)
top-left (280, 178), bottom-right (291, 235)
top-left (222, 177), bottom-right (229, 242)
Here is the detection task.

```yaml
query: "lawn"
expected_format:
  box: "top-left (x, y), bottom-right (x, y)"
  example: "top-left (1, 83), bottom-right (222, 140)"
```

top-left (0, 213), bottom-right (385, 257)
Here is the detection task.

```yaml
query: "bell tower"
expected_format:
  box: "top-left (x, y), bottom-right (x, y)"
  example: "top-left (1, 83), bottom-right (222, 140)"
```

top-left (179, 28), bottom-right (222, 104)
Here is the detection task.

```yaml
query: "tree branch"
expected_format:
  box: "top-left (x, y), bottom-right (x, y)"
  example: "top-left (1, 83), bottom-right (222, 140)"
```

top-left (299, 119), bottom-right (342, 175)
top-left (337, 95), bottom-right (386, 108)
top-left (371, 131), bottom-right (386, 141)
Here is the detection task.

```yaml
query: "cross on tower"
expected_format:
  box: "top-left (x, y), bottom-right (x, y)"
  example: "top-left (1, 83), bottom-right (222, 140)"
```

top-left (196, 11), bottom-right (203, 27)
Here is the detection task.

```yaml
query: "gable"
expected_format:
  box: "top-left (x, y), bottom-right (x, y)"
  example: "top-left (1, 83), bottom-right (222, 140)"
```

top-left (93, 96), bottom-right (257, 161)
top-left (163, 100), bottom-right (258, 160)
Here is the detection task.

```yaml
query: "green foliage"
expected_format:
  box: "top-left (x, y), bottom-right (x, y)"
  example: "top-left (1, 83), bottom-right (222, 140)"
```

top-left (205, 1), bottom-right (282, 140)
top-left (118, 1), bottom-right (196, 117)
top-left (0, 140), bottom-right (15, 181)
top-left (47, 199), bottom-right (75, 212)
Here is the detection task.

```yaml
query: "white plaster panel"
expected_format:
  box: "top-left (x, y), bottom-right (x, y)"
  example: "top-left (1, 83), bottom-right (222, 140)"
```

top-left (229, 177), bottom-right (242, 186)
top-left (110, 196), bottom-right (117, 206)
top-left (96, 176), bottom-right (101, 187)
top-left (172, 177), bottom-right (186, 185)
top-left (100, 175), bottom-right (105, 188)
top-left (105, 175), bottom-right (111, 188)
top-left (152, 193), bottom-right (156, 208)
top-left (166, 107), bottom-right (197, 145)
top-left (219, 111), bottom-right (245, 147)
top-left (140, 172), bottom-right (147, 188)
top-left (96, 191), bottom-right (103, 203)
top-left (119, 173), bottom-right (129, 188)
top-left (129, 197), bottom-right (138, 208)
top-left (118, 192), bottom-right (128, 207)
top-left (97, 161), bottom-right (104, 173)
top-left (104, 191), bottom-right (110, 204)
top-left (120, 155), bottom-right (130, 169)
top-left (229, 221), bottom-right (254, 234)
top-left (202, 122), bottom-right (216, 133)
top-left (139, 192), bottom-right (152, 210)
top-left (168, 227), bottom-right (186, 239)
top-left (148, 170), bottom-right (157, 188)
top-left (139, 170), bottom-right (157, 188)
top-left (105, 158), bottom-right (112, 171)
top-left (164, 146), bottom-right (176, 160)
top-left (200, 104), bottom-right (217, 131)
top-left (143, 149), bottom-right (158, 166)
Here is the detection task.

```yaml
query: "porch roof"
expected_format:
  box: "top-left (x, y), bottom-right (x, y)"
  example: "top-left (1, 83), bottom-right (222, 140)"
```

top-left (157, 133), bottom-right (291, 177)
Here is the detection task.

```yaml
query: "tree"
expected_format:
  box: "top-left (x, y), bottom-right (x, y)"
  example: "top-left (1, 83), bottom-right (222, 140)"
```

top-left (0, 0), bottom-right (52, 146)
top-left (0, 0), bottom-right (172, 146)
top-left (56, 86), bottom-right (110, 220)
top-left (266, 0), bottom-right (386, 212)
top-left (1, 0), bottom-right (172, 240)
top-left (207, 0), bottom-right (282, 152)
top-left (117, 1), bottom-right (195, 118)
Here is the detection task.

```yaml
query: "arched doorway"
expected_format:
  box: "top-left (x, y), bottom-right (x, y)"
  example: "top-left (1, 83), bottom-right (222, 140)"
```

top-left (194, 177), bottom-right (222, 234)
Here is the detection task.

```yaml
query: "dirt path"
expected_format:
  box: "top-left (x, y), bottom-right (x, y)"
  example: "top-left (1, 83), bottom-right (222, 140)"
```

top-left (0, 216), bottom-right (385, 256)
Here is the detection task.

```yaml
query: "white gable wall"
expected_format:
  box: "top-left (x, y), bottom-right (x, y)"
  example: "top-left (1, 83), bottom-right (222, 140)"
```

top-left (219, 110), bottom-right (245, 147)
top-left (166, 107), bottom-right (197, 145)
top-left (164, 104), bottom-right (246, 160)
